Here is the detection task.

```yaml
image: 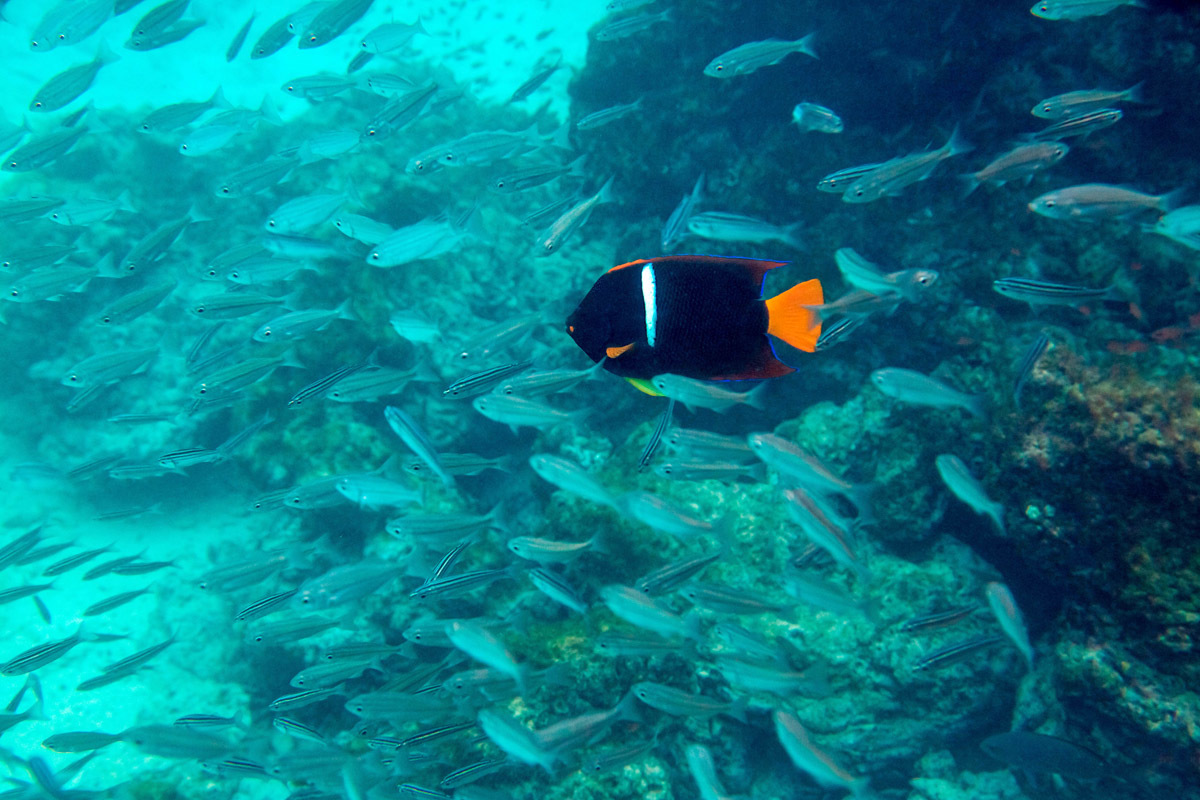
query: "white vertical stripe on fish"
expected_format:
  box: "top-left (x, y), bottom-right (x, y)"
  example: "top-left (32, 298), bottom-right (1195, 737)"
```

top-left (641, 263), bottom-right (657, 347)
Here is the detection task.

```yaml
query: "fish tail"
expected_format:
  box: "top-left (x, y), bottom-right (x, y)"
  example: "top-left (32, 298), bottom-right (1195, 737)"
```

top-left (765, 278), bottom-right (824, 353)
top-left (957, 173), bottom-right (981, 199)
top-left (945, 123), bottom-right (973, 158)
top-left (989, 502), bottom-right (1007, 536)
top-left (335, 297), bottom-right (358, 321)
top-left (1157, 186), bottom-right (1187, 212)
top-left (745, 381), bottom-right (770, 411)
top-left (1124, 80), bottom-right (1145, 104)
top-left (595, 176), bottom-right (616, 205)
top-left (782, 220), bottom-right (805, 250)
top-left (965, 393), bottom-right (988, 421)
top-left (849, 481), bottom-right (879, 525)
top-left (797, 32), bottom-right (818, 59)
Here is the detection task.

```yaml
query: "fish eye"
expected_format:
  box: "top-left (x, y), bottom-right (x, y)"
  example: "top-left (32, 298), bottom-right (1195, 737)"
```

top-left (67, 374), bottom-right (76, 382)
top-left (261, 330), bottom-right (271, 337)
top-left (102, 316), bottom-right (111, 323)
top-left (195, 306), bottom-right (205, 313)
top-left (715, 65), bottom-right (724, 71)
top-left (10, 290), bottom-right (18, 297)
top-left (198, 387), bottom-right (207, 394)
top-left (181, 144), bottom-right (189, 151)
top-left (1045, 199), bottom-right (1056, 207)
top-left (1043, 105), bottom-right (1052, 112)
top-left (268, 220), bottom-right (276, 227)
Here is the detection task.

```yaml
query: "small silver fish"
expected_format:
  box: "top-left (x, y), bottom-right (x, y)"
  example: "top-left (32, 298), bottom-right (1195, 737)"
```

top-left (297, 0), bottom-right (374, 49)
top-left (936, 455), bottom-right (1005, 533)
top-left (632, 682), bottom-right (743, 720)
top-left (253, 300), bottom-right (356, 342)
top-left (869, 367), bottom-right (986, 419)
top-left (1024, 108), bottom-right (1121, 140)
top-left (473, 395), bottom-right (587, 433)
top-left (773, 710), bottom-right (870, 795)
top-left (265, 192), bottom-right (351, 234)
top-left (843, 126), bottom-right (972, 204)
top-left (985, 582), bottom-right (1035, 670)
top-left (577, 99), bottom-right (643, 130)
top-left (617, 491), bottom-right (732, 540)
top-left (816, 163), bottom-right (883, 194)
top-left (992, 277), bottom-right (1113, 307)
top-left (1029, 183), bottom-right (1181, 220)
top-left (961, 142), bottom-right (1068, 195)
top-left (1031, 0), bottom-right (1145, 21)
top-left (599, 584), bottom-right (701, 640)
top-left (360, 20), bottom-right (426, 53)
top-left (686, 211), bottom-right (804, 249)
top-left (30, 49), bottom-right (116, 112)
top-left (507, 535), bottom-right (601, 564)
top-left (662, 174), bottom-right (704, 250)
top-left (528, 454), bottom-right (616, 507)
top-left (594, 9), bottom-right (672, 41)
top-left (535, 177), bottom-right (615, 256)
top-left (651, 374), bottom-right (766, 412)
top-left (834, 248), bottom-right (938, 303)
top-left (704, 34), bottom-right (818, 78)
top-left (1031, 82), bottom-right (1143, 119)
top-left (384, 405), bottom-right (454, 490)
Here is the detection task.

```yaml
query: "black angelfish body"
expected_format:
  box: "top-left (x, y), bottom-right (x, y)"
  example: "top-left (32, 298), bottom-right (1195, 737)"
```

top-left (566, 255), bottom-right (823, 385)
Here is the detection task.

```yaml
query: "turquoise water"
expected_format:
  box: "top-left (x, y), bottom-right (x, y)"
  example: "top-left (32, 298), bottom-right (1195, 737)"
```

top-left (1, 0), bottom-right (1197, 798)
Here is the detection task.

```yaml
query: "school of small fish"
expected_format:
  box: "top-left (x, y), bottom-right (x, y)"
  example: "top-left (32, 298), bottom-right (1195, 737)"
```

top-left (0, 0), bottom-right (1190, 798)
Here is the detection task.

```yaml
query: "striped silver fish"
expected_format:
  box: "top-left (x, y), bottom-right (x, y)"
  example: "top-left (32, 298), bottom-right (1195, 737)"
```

top-left (817, 162), bottom-right (883, 193)
top-left (288, 361), bottom-right (369, 408)
top-left (913, 634), bottom-right (1005, 671)
top-left (638, 398), bottom-right (676, 471)
top-left (529, 568), bottom-right (588, 613)
top-left (385, 405), bottom-right (454, 489)
top-left (899, 604), bottom-right (978, 633)
top-left (443, 361), bottom-right (533, 399)
top-left (992, 277), bottom-right (1112, 307)
top-left (409, 567), bottom-right (515, 601)
top-left (1025, 108), bottom-right (1121, 140)
top-left (1013, 333), bottom-right (1051, 408)
top-left (1, 627), bottom-right (96, 676)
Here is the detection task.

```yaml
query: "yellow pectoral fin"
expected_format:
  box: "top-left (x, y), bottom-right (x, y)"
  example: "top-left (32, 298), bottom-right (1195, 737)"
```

top-left (606, 342), bottom-right (636, 359)
top-left (624, 377), bottom-right (663, 396)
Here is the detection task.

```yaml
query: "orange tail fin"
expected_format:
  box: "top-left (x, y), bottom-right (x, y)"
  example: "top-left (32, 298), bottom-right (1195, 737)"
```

top-left (766, 279), bottom-right (823, 353)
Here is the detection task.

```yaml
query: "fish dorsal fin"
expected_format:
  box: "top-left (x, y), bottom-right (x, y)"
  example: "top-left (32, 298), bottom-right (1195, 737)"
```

top-left (765, 279), bottom-right (823, 354)
top-left (606, 343), bottom-right (635, 358)
top-left (607, 258), bottom-right (651, 273)
top-left (625, 377), bottom-right (663, 396)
